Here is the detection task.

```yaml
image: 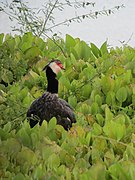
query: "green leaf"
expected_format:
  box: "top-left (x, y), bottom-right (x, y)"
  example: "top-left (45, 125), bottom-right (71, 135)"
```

top-left (68, 95), bottom-right (77, 108)
top-left (17, 128), bottom-right (32, 147)
top-left (96, 114), bottom-right (105, 126)
top-left (33, 164), bottom-right (43, 179)
top-left (79, 103), bottom-right (91, 115)
top-left (48, 117), bottom-right (57, 130)
top-left (0, 33), bottom-right (4, 45)
top-left (47, 153), bottom-right (60, 169)
top-left (13, 173), bottom-right (25, 180)
top-left (95, 94), bottom-right (102, 106)
top-left (0, 155), bottom-right (9, 169)
top-left (116, 87), bottom-right (128, 102)
top-left (90, 43), bottom-right (101, 58)
top-left (85, 132), bottom-right (91, 146)
top-left (65, 34), bottom-right (76, 53)
top-left (7, 38), bottom-right (15, 52)
top-left (100, 41), bottom-right (108, 56)
top-left (1, 69), bottom-right (13, 83)
top-left (92, 123), bottom-right (102, 135)
top-left (91, 102), bottom-right (99, 115)
top-left (23, 93), bottom-right (33, 107)
top-left (103, 120), bottom-right (126, 140)
top-left (81, 84), bottom-right (91, 98)
top-left (3, 122), bottom-right (11, 133)
top-left (25, 46), bottom-right (41, 59)
top-left (59, 76), bottom-right (71, 89)
top-left (106, 91), bottom-right (116, 106)
top-left (2, 138), bottom-right (21, 156)
top-left (101, 76), bottom-right (112, 94)
top-left (105, 105), bottom-right (113, 122)
top-left (80, 41), bottom-right (92, 61)
top-left (16, 146), bottom-right (37, 166)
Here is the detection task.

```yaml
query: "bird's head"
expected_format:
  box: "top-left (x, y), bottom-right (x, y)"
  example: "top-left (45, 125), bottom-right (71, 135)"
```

top-left (43, 59), bottom-right (65, 75)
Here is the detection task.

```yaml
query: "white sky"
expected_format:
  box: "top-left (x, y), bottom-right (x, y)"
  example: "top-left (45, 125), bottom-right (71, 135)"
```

top-left (0, 0), bottom-right (135, 48)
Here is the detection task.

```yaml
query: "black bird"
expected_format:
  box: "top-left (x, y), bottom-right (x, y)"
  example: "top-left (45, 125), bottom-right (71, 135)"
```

top-left (27, 59), bottom-right (76, 130)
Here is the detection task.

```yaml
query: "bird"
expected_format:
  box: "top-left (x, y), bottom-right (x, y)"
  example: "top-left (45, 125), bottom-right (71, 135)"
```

top-left (27, 59), bottom-right (76, 130)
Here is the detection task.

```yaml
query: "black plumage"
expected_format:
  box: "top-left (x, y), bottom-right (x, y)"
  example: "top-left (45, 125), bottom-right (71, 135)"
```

top-left (27, 60), bottom-right (76, 130)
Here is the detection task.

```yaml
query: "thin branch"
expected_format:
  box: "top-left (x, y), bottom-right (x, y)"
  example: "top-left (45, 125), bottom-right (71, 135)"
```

top-left (39, 0), bottom-right (59, 37)
top-left (45, 5), bottom-right (124, 31)
top-left (43, 33), bottom-right (67, 58)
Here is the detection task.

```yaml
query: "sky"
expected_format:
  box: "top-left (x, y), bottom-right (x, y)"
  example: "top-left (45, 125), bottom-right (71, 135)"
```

top-left (0, 0), bottom-right (135, 48)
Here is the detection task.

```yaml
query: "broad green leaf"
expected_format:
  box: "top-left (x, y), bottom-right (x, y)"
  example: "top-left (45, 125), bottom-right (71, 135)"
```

top-left (105, 105), bottom-right (113, 122)
top-left (25, 46), bottom-right (41, 59)
top-left (48, 117), bottom-right (57, 130)
top-left (104, 150), bottom-right (115, 167)
top-left (75, 158), bottom-right (90, 169)
top-left (0, 33), bottom-right (4, 45)
top-left (29, 69), bottom-right (39, 78)
top-left (23, 93), bottom-right (33, 107)
top-left (85, 132), bottom-right (91, 146)
top-left (101, 76), bottom-right (113, 94)
top-left (90, 43), bottom-right (101, 58)
top-left (92, 123), bottom-right (102, 135)
top-left (16, 146), bottom-right (37, 165)
top-left (91, 102), bottom-right (99, 115)
top-left (42, 146), bottom-right (54, 160)
top-left (114, 114), bottom-right (125, 125)
top-left (80, 41), bottom-right (92, 61)
top-left (132, 94), bottom-right (135, 106)
top-left (96, 114), bottom-right (105, 126)
top-left (3, 122), bottom-right (11, 133)
top-left (103, 120), bottom-right (126, 141)
top-left (100, 41), bottom-right (108, 56)
top-left (33, 164), bottom-right (43, 179)
top-left (80, 103), bottom-right (91, 114)
top-left (0, 155), bottom-right (9, 169)
top-left (2, 138), bottom-right (21, 156)
top-left (106, 91), bottom-right (116, 106)
top-left (81, 84), bottom-right (91, 98)
top-left (68, 95), bottom-right (77, 108)
top-left (95, 94), bottom-right (102, 106)
top-left (74, 42), bottom-right (82, 60)
top-left (47, 153), bottom-right (60, 168)
top-left (7, 38), bottom-right (15, 52)
top-left (13, 173), bottom-right (25, 180)
top-left (17, 128), bottom-right (32, 147)
top-left (59, 76), bottom-right (71, 89)
top-left (31, 132), bottom-right (39, 149)
top-left (116, 87), bottom-right (128, 102)
top-left (108, 163), bottom-right (130, 180)
top-left (57, 165), bottom-right (66, 176)
top-left (1, 69), bottom-right (13, 83)
top-left (123, 70), bottom-right (132, 84)
top-left (65, 34), bottom-right (76, 53)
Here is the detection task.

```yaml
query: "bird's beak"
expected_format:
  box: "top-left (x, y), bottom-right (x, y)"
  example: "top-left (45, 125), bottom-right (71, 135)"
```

top-left (59, 63), bottom-right (65, 70)
top-left (61, 67), bottom-right (65, 70)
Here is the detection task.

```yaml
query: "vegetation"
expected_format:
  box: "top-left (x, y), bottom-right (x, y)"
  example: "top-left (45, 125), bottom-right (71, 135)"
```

top-left (0, 0), bottom-right (124, 38)
top-left (0, 32), bottom-right (135, 179)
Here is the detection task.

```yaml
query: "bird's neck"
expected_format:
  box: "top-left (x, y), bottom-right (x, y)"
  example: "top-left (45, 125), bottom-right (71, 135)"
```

top-left (46, 67), bottom-right (58, 94)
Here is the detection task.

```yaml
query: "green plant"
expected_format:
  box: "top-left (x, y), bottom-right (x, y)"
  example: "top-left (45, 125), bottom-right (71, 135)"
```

top-left (0, 33), bottom-right (135, 179)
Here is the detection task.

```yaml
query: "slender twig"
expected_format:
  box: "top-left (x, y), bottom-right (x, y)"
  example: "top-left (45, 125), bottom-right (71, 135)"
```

top-left (43, 33), bottom-right (67, 58)
top-left (39, 0), bottom-right (59, 37)
top-left (45, 6), bottom-right (124, 31)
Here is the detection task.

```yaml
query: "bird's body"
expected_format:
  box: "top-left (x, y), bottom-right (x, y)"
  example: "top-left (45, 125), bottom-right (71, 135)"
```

top-left (27, 60), bottom-right (76, 130)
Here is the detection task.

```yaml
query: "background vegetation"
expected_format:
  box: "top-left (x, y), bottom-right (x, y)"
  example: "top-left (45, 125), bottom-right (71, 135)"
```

top-left (0, 32), bottom-right (135, 179)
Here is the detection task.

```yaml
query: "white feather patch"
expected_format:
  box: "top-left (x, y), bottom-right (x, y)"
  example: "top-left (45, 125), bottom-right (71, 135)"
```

top-left (49, 62), bottom-right (61, 74)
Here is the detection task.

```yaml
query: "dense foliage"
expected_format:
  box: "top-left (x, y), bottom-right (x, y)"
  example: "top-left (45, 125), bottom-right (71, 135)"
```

top-left (0, 32), bottom-right (135, 179)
